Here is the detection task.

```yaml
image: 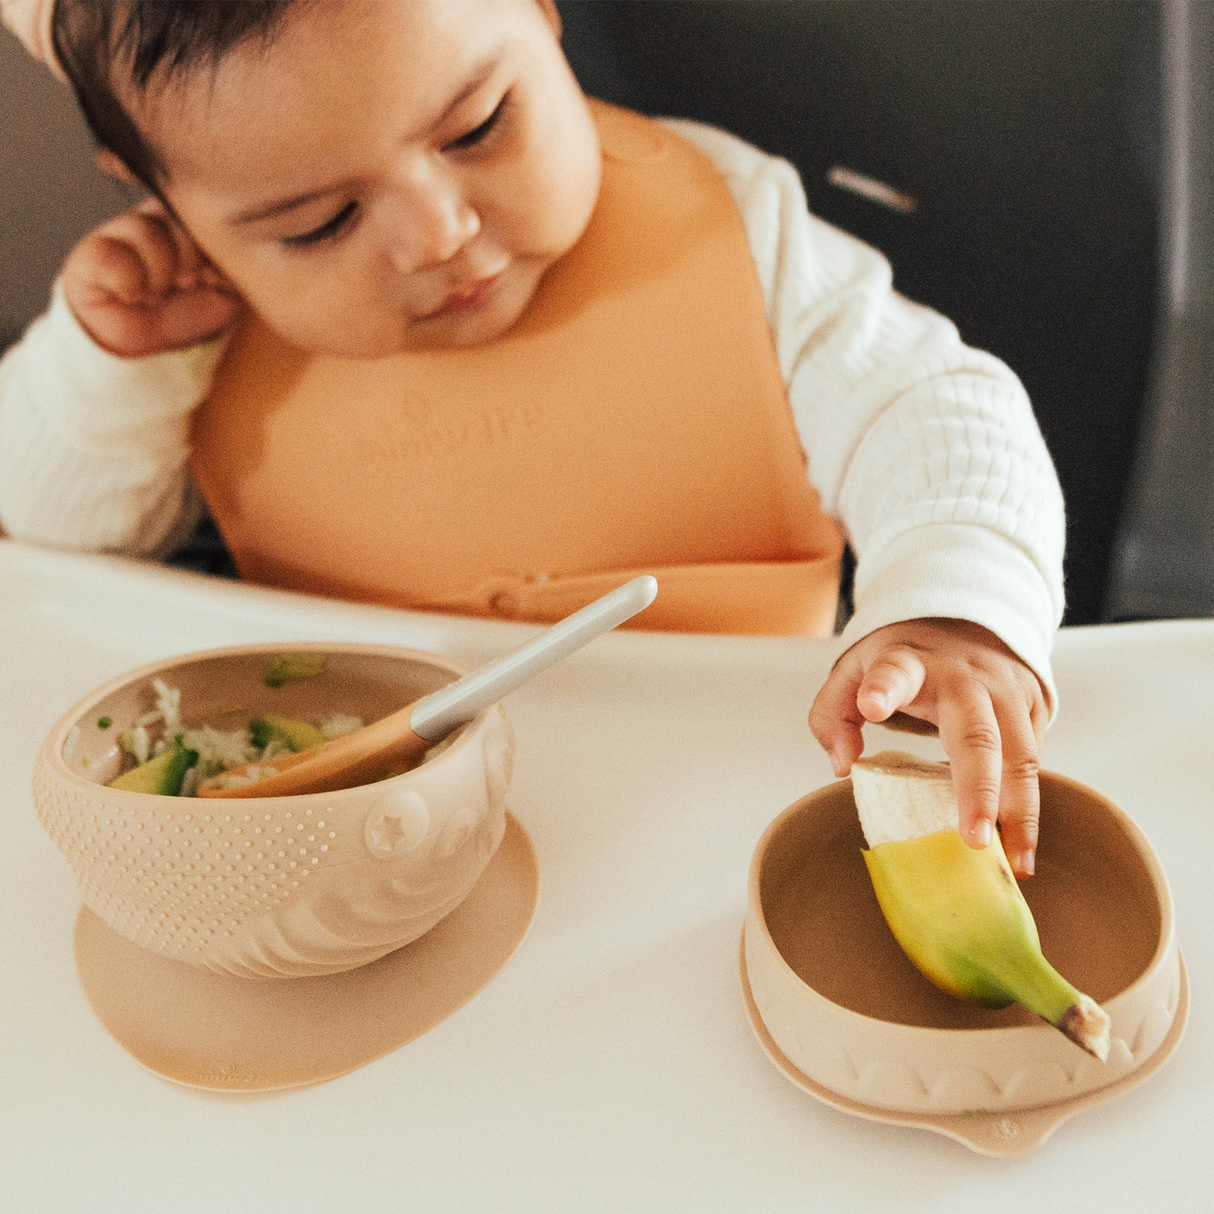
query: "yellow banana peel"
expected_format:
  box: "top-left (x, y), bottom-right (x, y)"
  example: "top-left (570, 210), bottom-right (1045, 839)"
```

top-left (855, 752), bottom-right (1110, 1061)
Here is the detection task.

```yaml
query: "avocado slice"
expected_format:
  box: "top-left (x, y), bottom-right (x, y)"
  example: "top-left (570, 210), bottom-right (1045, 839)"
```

top-left (248, 714), bottom-right (326, 753)
top-left (110, 741), bottom-right (199, 796)
top-left (263, 653), bottom-right (326, 688)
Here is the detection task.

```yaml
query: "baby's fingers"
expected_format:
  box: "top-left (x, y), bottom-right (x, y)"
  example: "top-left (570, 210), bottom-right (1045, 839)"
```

top-left (71, 209), bottom-right (182, 302)
top-left (134, 198), bottom-right (217, 292)
top-left (993, 705), bottom-right (1041, 878)
top-left (936, 681), bottom-right (1002, 850)
top-left (79, 235), bottom-right (155, 305)
top-left (856, 647), bottom-right (927, 723)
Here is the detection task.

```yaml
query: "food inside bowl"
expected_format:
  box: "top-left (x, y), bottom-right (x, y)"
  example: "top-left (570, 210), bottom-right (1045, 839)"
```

top-left (107, 677), bottom-right (366, 797)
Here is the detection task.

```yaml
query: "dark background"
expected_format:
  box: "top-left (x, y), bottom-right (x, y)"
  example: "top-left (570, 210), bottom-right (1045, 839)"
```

top-left (0, 2), bottom-right (1170, 625)
top-left (556, 1), bottom-right (1163, 625)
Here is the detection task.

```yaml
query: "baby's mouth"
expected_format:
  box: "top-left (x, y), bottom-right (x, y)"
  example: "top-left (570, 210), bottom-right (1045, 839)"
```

top-left (422, 272), bottom-right (503, 319)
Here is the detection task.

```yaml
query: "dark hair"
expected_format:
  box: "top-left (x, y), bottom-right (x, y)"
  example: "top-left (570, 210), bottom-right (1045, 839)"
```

top-left (52, 0), bottom-right (299, 190)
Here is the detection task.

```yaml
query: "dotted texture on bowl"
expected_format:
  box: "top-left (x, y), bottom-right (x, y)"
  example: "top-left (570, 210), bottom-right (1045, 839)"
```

top-left (36, 779), bottom-right (337, 961)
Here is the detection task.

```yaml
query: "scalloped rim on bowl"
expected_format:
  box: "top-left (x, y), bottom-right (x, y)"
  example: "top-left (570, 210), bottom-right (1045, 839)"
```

top-left (741, 932), bottom-right (1188, 1156)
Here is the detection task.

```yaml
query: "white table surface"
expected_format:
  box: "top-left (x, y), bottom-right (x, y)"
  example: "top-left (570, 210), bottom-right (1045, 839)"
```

top-left (0, 538), bottom-right (1209, 1213)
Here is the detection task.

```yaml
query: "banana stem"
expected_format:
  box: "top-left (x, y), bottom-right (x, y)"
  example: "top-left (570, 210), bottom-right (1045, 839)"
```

top-left (986, 948), bottom-right (1078, 1025)
top-left (987, 950), bottom-right (1111, 1060)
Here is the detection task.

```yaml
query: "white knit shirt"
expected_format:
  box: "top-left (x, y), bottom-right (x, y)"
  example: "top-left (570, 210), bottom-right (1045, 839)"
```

top-left (0, 120), bottom-right (1065, 703)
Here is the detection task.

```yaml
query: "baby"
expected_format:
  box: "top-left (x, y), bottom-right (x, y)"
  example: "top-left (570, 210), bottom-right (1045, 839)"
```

top-left (0, 0), bottom-right (1063, 875)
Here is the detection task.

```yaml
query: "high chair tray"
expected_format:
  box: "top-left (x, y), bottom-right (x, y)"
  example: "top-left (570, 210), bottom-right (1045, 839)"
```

top-left (0, 538), bottom-right (1208, 1213)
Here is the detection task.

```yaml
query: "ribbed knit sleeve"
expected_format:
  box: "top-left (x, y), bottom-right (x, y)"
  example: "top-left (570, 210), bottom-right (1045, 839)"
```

top-left (661, 118), bottom-right (1065, 709)
top-left (0, 283), bottom-right (225, 557)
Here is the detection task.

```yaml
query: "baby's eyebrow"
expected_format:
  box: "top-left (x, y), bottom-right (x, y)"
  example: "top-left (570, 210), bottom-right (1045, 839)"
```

top-left (228, 46), bottom-right (506, 229)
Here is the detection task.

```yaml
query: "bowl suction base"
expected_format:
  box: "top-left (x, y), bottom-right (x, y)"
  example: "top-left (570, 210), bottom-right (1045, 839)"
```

top-left (740, 930), bottom-right (1188, 1157)
top-left (74, 812), bottom-right (538, 1092)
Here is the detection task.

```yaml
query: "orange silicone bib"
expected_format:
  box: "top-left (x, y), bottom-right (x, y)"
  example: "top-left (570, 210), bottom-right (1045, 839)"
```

top-left (192, 102), bottom-right (843, 635)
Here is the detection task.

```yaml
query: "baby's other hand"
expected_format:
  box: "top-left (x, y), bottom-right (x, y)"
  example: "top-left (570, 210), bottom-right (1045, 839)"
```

top-left (61, 199), bottom-right (239, 358)
top-left (808, 618), bottom-right (1047, 878)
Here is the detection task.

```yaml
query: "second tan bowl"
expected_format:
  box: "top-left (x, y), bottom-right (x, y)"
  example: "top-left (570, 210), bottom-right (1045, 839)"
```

top-left (744, 772), bottom-right (1181, 1115)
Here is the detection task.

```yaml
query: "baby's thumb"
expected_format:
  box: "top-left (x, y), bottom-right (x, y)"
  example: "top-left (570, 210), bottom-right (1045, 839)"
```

top-left (148, 286), bottom-right (241, 352)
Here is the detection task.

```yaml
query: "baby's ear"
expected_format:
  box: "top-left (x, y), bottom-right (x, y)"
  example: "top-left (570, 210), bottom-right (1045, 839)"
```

top-left (95, 148), bottom-right (142, 186)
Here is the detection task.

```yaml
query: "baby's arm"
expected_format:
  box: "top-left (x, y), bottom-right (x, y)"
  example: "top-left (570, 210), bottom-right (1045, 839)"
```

top-left (663, 120), bottom-right (1063, 875)
top-left (0, 201), bottom-right (236, 556)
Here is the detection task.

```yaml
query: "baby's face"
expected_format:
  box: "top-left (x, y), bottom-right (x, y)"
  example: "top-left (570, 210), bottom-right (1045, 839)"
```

top-left (136, 0), bottom-right (601, 356)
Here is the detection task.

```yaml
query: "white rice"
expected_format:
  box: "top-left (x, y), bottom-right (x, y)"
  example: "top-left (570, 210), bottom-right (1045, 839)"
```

top-left (116, 680), bottom-right (377, 794)
top-left (178, 724), bottom-right (259, 778)
top-left (319, 712), bottom-right (363, 740)
top-left (152, 678), bottom-right (182, 733)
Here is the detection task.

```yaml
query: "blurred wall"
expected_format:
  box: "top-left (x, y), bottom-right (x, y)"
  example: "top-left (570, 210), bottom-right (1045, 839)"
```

top-left (0, 31), bottom-right (134, 347)
top-left (1107, 0), bottom-right (1214, 619)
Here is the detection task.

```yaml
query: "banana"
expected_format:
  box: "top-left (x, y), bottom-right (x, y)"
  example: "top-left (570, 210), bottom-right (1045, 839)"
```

top-left (852, 751), bottom-right (1111, 1061)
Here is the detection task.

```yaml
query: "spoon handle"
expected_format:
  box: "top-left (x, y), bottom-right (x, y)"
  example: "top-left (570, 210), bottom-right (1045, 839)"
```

top-left (409, 575), bottom-right (658, 741)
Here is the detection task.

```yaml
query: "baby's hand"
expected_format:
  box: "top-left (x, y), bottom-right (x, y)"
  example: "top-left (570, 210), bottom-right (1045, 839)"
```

top-left (808, 618), bottom-right (1047, 878)
top-left (61, 199), bottom-right (239, 358)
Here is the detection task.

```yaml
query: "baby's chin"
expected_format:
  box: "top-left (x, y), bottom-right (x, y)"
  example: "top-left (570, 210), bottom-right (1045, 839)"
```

top-left (275, 274), bottom-right (543, 357)
top-left (402, 299), bottom-right (532, 352)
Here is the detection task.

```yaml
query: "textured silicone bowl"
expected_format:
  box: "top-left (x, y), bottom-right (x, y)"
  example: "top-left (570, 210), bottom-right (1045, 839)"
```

top-left (34, 643), bottom-right (514, 979)
top-left (744, 771), bottom-right (1181, 1116)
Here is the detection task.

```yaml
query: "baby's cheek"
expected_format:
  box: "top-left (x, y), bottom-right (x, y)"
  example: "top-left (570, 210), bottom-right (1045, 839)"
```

top-left (251, 284), bottom-right (407, 358)
top-left (511, 130), bottom-right (601, 260)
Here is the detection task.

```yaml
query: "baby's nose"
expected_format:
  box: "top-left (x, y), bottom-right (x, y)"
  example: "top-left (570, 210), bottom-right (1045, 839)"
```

top-left (385, 172), bottom-right (481, 273)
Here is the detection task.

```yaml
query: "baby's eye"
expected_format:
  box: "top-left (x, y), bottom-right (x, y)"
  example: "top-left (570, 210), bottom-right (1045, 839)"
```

top-left (444, 94), bottom-right (508, 152)
top-left (282, 201), bottom-right (359, 248)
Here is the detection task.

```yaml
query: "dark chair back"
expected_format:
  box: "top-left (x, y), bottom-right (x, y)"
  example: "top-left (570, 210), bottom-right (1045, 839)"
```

top-left (558, 0), bottom-right (1164, 624)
